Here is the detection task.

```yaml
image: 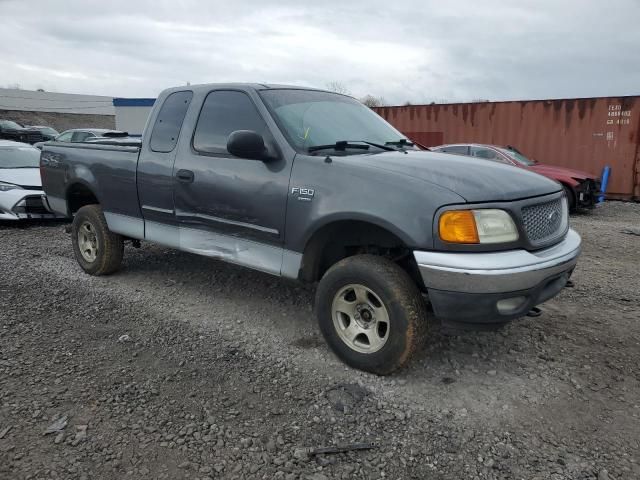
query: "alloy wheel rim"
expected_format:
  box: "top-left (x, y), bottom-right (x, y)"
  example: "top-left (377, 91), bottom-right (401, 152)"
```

top-left (331, 283), bottom-right (390, 354)
top-left (78, 221), bottom-right (99, 262)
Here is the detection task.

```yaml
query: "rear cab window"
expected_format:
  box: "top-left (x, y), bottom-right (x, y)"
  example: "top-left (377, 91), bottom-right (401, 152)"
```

top-left (150, 91), bottom-right (194, 153)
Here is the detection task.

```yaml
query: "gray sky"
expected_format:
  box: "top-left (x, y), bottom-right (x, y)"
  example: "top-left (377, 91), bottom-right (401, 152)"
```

top-left (1, 0), bottom-right (638, 104)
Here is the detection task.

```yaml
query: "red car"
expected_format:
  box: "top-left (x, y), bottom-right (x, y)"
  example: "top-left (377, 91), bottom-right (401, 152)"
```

top-left (431, 143), bottom-right (601, 211)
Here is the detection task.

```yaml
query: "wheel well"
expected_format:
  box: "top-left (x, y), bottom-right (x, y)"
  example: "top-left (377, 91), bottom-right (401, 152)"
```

top-left (298, 220), bottom-right (422, 286)
top-left (67, 183), bottom-right (99, 214)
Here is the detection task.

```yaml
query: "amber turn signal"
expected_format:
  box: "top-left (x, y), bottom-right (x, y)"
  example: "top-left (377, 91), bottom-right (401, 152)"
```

top-left (439, 210), bottom-right (480, 243)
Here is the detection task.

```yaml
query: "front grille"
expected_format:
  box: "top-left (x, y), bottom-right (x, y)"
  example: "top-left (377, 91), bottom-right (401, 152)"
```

top-left (521, 196), bottom-right (568, 246)
top-left (23, 196), bottom-right (49, 214)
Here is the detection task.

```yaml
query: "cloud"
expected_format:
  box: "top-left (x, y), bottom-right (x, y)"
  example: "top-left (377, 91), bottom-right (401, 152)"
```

top-left (1, 0), bottom-right (638, 104)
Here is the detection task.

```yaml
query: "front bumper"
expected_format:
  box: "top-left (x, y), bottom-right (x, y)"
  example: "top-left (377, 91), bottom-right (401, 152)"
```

top-left (414, 229), bottom-right (581, 325)
top-left (575, 178), bottom-right (603, 208)
top-left (0, 190), bottom-right (65, 221)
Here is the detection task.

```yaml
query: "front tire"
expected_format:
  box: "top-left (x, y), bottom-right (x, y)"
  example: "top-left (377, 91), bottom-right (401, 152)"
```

top-left (315, 255), bottom-right (428, 375)
top-left (72, 205), bottom-right (124, 275)
top-left (562, 184), bottom-right (576, 212)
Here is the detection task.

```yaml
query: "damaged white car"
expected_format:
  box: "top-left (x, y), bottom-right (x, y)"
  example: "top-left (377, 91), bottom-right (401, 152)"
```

top-left (0, 140), bottom-right (64, 220)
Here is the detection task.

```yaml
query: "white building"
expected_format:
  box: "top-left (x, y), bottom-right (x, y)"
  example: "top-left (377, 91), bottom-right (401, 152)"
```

top-left (0, 88), bottom-right (115, 115)
top-left (113, 98), bottom-right (155, 136)
top-left (0, 88), bottom-right (156, 135)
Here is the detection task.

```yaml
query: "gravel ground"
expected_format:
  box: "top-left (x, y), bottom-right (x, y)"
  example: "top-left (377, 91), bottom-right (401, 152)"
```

top-left (1, 202), bottom-right (639, 480)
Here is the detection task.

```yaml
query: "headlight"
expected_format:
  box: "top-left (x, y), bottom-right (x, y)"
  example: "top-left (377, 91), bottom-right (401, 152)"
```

top-left (0, 182), bottom-right (23, 192)
top-left (439, 209), bottom-right (519, 244)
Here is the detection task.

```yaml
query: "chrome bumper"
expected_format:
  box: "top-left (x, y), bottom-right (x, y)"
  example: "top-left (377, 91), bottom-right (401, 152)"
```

top-left (414, 229), bottom-right (581, 294)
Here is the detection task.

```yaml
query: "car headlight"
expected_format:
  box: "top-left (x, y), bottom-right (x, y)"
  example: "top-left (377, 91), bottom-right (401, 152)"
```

top-left (439, 209), bottom-right (519, 244)
top-left (0, 182), bottom-right (23, 192)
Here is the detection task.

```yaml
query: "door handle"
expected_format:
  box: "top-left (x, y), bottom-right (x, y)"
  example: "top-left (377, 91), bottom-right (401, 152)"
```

top-left (176, 169), bottom-right (194, 183)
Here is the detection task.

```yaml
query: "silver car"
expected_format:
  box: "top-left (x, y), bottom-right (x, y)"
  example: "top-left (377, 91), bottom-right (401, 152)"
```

top-left (33, 128), bottom-right (127, 150)
top-left (0, 140), bottom-right (64, 220)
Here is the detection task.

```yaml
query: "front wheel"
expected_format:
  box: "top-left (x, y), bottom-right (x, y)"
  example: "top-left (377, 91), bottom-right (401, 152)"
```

top-left (563, 185), bottom-right (576, 212)
top-left (315, 255), bottom-right (429, 375)
top-left (72, 205), bottom-right (124, 275)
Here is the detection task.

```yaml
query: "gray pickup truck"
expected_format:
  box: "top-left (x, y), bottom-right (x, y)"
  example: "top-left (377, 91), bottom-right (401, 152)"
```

top-left (40, 84), bottom-right (581, 374)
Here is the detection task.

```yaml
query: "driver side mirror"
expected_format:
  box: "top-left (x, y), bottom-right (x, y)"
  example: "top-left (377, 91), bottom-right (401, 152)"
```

top-left (227, 130), bottom-right (275, 161)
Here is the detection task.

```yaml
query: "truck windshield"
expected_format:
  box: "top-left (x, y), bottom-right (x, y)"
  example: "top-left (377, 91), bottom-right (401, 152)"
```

top-left (259, 89), bottom-right (412, 155)
top-left (0, 147), bottom-right (40, 168)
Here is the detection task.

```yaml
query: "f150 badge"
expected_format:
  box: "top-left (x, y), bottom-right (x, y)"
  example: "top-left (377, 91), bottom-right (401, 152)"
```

top-left (291, 187), bottom-right (315, 202)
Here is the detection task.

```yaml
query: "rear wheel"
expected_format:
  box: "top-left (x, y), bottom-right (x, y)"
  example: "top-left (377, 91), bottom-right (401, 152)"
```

top-left (316, 254), bottom-right (428, 375)
top-left (72, 205), bottom-right (123, 275)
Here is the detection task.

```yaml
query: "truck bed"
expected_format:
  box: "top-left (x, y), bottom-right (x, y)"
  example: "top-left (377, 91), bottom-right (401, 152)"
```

top-left (41, 142), bottom-right (142, 223)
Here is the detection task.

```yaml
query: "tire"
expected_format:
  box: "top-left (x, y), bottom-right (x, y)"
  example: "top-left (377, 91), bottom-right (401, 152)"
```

top-left (315, 254), bottom-right (429, 375)
top-left (71, 204), bottom-right (124, 275)
top-left (562, 184), bottom-right (576, 212)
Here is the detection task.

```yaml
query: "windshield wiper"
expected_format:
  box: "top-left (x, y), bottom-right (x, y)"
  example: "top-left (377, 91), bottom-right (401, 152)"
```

top-left (359, 140), bottom-right (395, 151)
top-left (307, 140), bottom-right (394, 154)
top-left (385, 138), bottom-right (414, 148)
top-left (308, 141), bottom-right (369, 153)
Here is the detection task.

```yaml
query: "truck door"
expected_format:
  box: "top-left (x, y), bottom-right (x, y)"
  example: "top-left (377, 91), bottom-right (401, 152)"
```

top-left (171, 89), bottom-right (293, 274)
top-left (137, 90), bottom-right (193, 225)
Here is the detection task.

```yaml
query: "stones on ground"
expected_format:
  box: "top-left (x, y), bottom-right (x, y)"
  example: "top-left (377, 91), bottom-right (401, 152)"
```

top-left (326, 383), bottom-right (370, 412)
top-left (118, 334), bottom-right (132, 343)
top-left (72, 425), bottom-right (88, 446)
top-left (306, 473), bottom-right (329, 480)
top-left (266, 438), bottom-right (277, 452)
top-left (293, 447), bottom-right (309, 460)
top-left (1, 204), bottom-right (639, 479)
top-left (44, 416), bottom-right (68, 435)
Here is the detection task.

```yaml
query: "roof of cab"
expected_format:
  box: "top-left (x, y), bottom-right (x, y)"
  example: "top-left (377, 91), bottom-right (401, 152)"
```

top-left (160, 83), bottom-right (342, 96)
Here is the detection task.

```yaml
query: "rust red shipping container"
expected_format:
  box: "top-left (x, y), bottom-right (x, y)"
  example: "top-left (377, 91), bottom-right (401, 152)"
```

top-left (374, 96), bottom-right (640, 200)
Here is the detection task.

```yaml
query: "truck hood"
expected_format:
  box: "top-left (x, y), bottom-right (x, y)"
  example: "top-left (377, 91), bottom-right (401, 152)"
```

top-left (0, 168), bottom-right (42, 188)
top-left (358, 150), bottom-right (561, 202)
top-left (528, 163), bottom-right (597, 181)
